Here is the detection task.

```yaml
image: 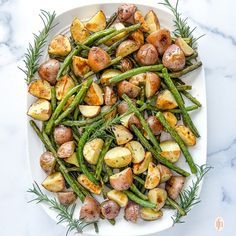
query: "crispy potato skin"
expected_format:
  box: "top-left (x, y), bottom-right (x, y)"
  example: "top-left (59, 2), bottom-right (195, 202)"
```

top-left (28, 79), bottom-right (51, 100)
top-left (124, 202), bottom-right (140, 223)
top-left (57, 191), bottom-right (77, 205)
top-left (145, 162), bottom-right (161, 190)
top-left (38, 59), bottom-right (60, 85)
top-left (54, 125), bottom-right (73, 145)
top-left (128, 114), bottom-right (142, 130)
top-left (130, 30), bottom-right (144, 47)
top-left (104, 86), bottom-right (117, 106)
top-left (117, 80), bottom-right (141, 99)
top-left (136, 44), bottom-right (159, 65)
top-left (40, 151), bottom-right (55, 174)
top-left (55, 75), bottom-right (75, 100)
top-left (72, 56), bottom-right (90, 77)
top-left (84, 82), bottom-right (104, 106)
top-left (117, 101), bottom-right (129, 115)
top-left (119, 58), bottom-right (133, 72)
top-left (166, 176), bottom-right (185, 200)
top-left (77, 174), bottom-right (101, 194)
top-left (57, 141), bottom-right (75, 158)
top-left (145, 72), bottom-right (161, 98)
top-left (101, 200), bottom-right (121, 219)
top-left (147, 116), bottom-right (163, 135)
top-left (134, 11), bottom-right (149, 32)
top-left (117, 4), bottom-right (137, 23)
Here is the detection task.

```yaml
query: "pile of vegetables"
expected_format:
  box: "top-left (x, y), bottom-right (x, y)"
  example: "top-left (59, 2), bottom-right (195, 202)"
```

top-left (25, 2), bottom-right (207, 234)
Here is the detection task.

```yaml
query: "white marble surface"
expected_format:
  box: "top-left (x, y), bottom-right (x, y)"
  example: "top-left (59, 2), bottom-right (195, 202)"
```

top-left (0, 0), bottom-right (235, 235)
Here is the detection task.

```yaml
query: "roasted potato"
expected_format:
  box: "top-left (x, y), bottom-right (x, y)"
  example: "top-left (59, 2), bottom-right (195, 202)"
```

top-left (145, 10), bottom-right (160, 33)
top-left (54, 125), bottom-right (73, 145)
top-left (120, 113), bottom-right (134, 128)
top-left (117, 80), bottom-right (141, 99)
top-left (117, 4), bottom-right (137, 23)
top-left (166, 176), bottom-right (185, 200)
top-left (79, 105), bottom-right (101, 118)
top-left (57, 141), bottom-right (75, 158)
top-left (145, 72), bottom-right (161, 98)
top-left (57, 191), bottom-right (77, 205)
top-left (129, 73), bottom-right (146, 86)
top-left (104, 86), bottom-right (117, 105)
top-left (134, 11), bottom-right (149, 32)
top-left (119, 58), bottom-right (133, 72)
top-left (101, 105), bottom-right (117, 120)
top-left (162, 44), bottom-right (186, 72)
top-left (136, 44), bottom-right (159, 66)
top-left (145, 162), bottom-right (161, 189)
top-left (101, 200), bottom-right (121, 219)
top-left (148, 188), bottom-right (167, 211)
top-left (175, 125), bottom-right (196, 146)
top-left (80, 196), bottom-right (100, 222)
top-left (117, 101), bottom-right (129, 115)
top-left (116, 40), bottom-right (139, 58)
top-left (157, 164), bottom-right (173, 183)
top-left (85, 10), bottom-right (106, 32)
top-left (104, 147), bottom-right (132, 168)
top-left (130, 30), bottom-right (144, 47)
top-left (77, 174), bottom-right (101, 195)
top-left (38, 59), bottom-right (60, 85)
top-left (124, 202), bottom-right (140, 222)
top-left (125, 141), bottom-right (145, 163)
top-left (72, 56), bottom-right (90, 77)
top-left (42, 172), bottom-right (65, 192)
top-left (156, 89), bottom-right (178, 110)
top-left (160, 140), bottom-right (181, 163)
top-left (84, 82), bottom-right (104, 105)
top-left (70, 17), bottom-right (89, 43)
top-left (163, 111), bottom-right (177, 128)
top-left (64, 153), bottom-right (80, 167)
top-left (55, 75), bottom-right (75, 100)
top-left (128, 114), bottom-right (142, 130)
top-left (100, 69), bottom-right (122, 85)
top-left (48, 34), bottom-right (71, 57)
top-left (40, 151), bottom-right (55, 174)
top-left (133, 152), bottom-right (152, 175)
top-left (83, 138), bottom-right (104, 165)
top-left (107, 190), bottom-right (128, 207)
top-left (27, 99), bottom-right (52, 121)
top-left (88, 47), bottom-right (111, 72)
top-left (175, 37), bottom-right (194, 56)
top-left (147, 28), bottom-right (172, 55)
top-left (110, 168), bottom-right (133, 191)
top-left (112, 125), bottom-right (133, 145)
top-left (147, 116), bottom-right (163, 135)
top-left (140, 208), bottom-right (163, 221)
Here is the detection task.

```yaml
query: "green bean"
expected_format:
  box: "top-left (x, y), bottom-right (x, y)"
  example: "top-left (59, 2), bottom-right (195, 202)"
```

top-left (67, 167), bottom-right (81, 172)
top-left (131, 125), bottom-right (190, 177)
top-left (170, 105), bottom-right (199, 113)
top-left (133, 175), bottom-right (145, 185)
top-left (45, 84), bottom-right (81, 134)
top-left (181, 90), bottom-right (202, 107)
top-left (162, 68), bottom-right (200, 137)
top-left (76, 42), bottom-right (90, 51)
top-left (186, 51), bottom-right (198, 61)
top-left (50, 86), bottom-right (57, 111)
top-left (156, 111), bottom-right (197, 174)
top-left (161, 82), bottom-right (192, 91)
top-left (108, 64), bottom-right (163, 84)
top-left (54, 78), bottom-right (93, 125)
top-left (106, 12), bottom-right (118, 29)
top-left (69, 71), bottom-right (79, 85)
top-left (106, 33), bottom-right (131, 53)
top-left (166, 197), bottom-right (186, 216)
top-left (130, 183), bottom-right (148, 200)
top-left (124, 190), bottom-right (156, 208)
top-left (105, 164), bottom-right (113, 177)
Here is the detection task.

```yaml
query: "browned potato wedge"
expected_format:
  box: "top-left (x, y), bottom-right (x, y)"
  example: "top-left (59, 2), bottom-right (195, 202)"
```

top-left (117, 80), bottom-right (141, 99)
top-left (117, 4), bottom-right (137, 23)
top-left (77, 174), bottom-right (101, 195)
top-left (110, 168), bottom-right (133, 191)
top-left (57, 191), bottom-right (77, 205)
top-left (72, 56), bottom-right (90, 77)
top-left (163, 111), bottom-right (177, 128)
top-left (162, 44), bottom-right (186, 72)
top-left (120, 113), bottom-right (134, 128)
top-left (145, 72), bottom-right (161, 98)
top-left (117, 100), bottom-right (129, 115)
top-left (40, 151), bottom-right (55, 174)
top-left (129, 30), bottom-right (144, 47)
top-left (175, 37), bottom-right (194, 56)
top-left (129, 73), bottom-right (146, 86)
top-left (134, 11), bottom-right (149, 32)
top-left (54, 125), bottom-right (73, 145)
top-left (85, 10), bottom-right (106, 32)
top-left (136, 44), bottom-right (159, 66)
top-left (157, 164), bottom-right (173, 183)
top-left (84, 82), bottom-right (104, 105)
top-left (79, 105), bottom-right (101, 118)
top-left (104, 86), bottom-right (117, 105)
top-left (107, 190), bottom-right (128, 207)
top-left (70, 17), bottom-right (89, 43)
top-left (156, 89), bottom-right (178, 110)
top-left (27, 99), bottom-right (52, 121)
top-left (48, 34), bottom-right (71, 57)
top-left (160, 140), bottom-right (181, 163)
top-left (57, 141), bottom-right (75, 158)
top-left (147, 115), bottom-right (163, 135)
top-left (124, 202), bottom-right (140, 222)
top-left (119, 58), bottom-right (133, 72)
top-left (112, 124), bottom-right (133, 145)
top-left (101, 200), bottom-right (120, 219)
top-left (125, 141), bottom-right (145, 163)
top-left (145, 10), bottom-right (160, 33)
top-left (166, 176), bottom-right (185, 200)
top-left (128, 114), bottom-right (142, 130)
top-left (80, 196), bottom-right (100, 222)
top-left (116, 40), bottom-right (139, 58)
top-left (42, 172), bottom-right (65, 192)
top-left (145, 162), bottom-right (161, 189)
top-left (83, 138), bottom-right (104, 165)
top-left (28, 78), bottom-right (51, 100)
top-left (64, 153), bottom-right (79, 167)
top-left (140, 208), bottom-right (163, 221)
top-left (104, 147), bottom-right (132, 168)
top-left (100, 69), bottom-right (122, 85)
top-left (101, 105), bottom-right (117, 120)
top-left (175, 125), bottom-right (196, 146)
top-left (133, 152), bottom-right (152, 175)
top-left (38, 59), bottom-right (60, 85)
top-left (147, 28), bottom-right (172, 55)
top-left (55, 75), bottom-right (75, 100)
top-left (148, 188), bottom-right (167, 211)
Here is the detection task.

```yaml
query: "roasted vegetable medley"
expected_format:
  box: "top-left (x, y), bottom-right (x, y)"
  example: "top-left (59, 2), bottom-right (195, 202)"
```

top-left (27, 3), bottom-right (203, 227)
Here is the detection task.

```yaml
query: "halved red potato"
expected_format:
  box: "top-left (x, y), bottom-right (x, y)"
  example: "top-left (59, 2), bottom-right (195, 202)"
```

top-left (140, 208), bottom-right (163, 221)
top-left (79, 105), bottom-right (101, 118)
top-left (163, 111), bottom-right (177, 128)
top-left (112, 125), bottom-right (133, 145)
top-left (100, 69), bottom-right (122, 85)
top-left (57, 191), bottom-right (77, 205)
top-left (117, 80), bottom-right (141, 99)
top-left (28, 79), bottom-right (51, 100)
top-left (72, 56), bottom-right (90, 77)
top-left (148, 188), bottom-right (167, 211)
top-left (175, 125), bottom-right (196, 146)
top-left (85, 10), bottom-right (106, 32)
top-left (70, 17), bottom-right (89, 43)
top-left (156, 89), bottom-right (178, 110)
top-left (125, 141), bottom-right (145, 163)
top-left (55, 75), bottom-right (75, 100)
top-left (134, 11), bottom-right (149, 32)
top-left (133, 152), bottom-right (153, 175)
top-left (84, 82), bottom-right (104, 105)
top-left (77, 174), bottom-right (101, 195)
top-left (145, 10), bottom-right (160, 33)
top-left (42, 172), bottom-right (65, 192)
top-left (57, 141), bottom-right (75, 158)
top-left (175, 37), bottom-right (194, 56)
top-left (104, 86), bottom-right (117, 106)
top-left (160, 140), bottom-right (181, 163)
top-left (144, 162), bottom-right (161, 189)
top-left (145, 72), bottom-right (161, 98)
top-left (116, 40), bottom-right (139, 58)
top-left (107, 190), bottom-right (128, 207)
top-left (157, 164), bottom-right (173, 183)
top-left (165, 176), bottom-right (185, 200)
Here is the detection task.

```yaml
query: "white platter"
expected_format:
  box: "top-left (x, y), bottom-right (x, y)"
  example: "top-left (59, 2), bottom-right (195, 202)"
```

top-left (27, 3), bottom-right (207, 236)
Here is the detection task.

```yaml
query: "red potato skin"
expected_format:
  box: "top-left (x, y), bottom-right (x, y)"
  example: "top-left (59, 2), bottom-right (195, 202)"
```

top-left (124, 202), bottom-right (140, 223)
top-left (136, 44), bottom-right (159, 65)
top-left (117, 80), bottom-right (141, 99)
top-left (54, 125), bottom-right (73, 145)
top-left (101, 200), bottom-right (121, 220)
top-left (128, 114), bottom-right (142, 130)
top-left (40, 151), bottom-right (55, 174)
top-left (57, 191), bottom-right (77, 205)
top-left (104, 86), bottom-right (117, 105)
top-left (165, 176), bottom-right (186, 200)
top-left (120, 58), bottom-right (133, 72)
top-left (117, 4), bottom-right (137, 23)
top-left (147, 116), bottom-right (163, 135)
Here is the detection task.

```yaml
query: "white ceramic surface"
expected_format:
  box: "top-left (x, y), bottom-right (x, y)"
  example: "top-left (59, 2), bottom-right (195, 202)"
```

top-left (26, 3), bottom-right (207, 236)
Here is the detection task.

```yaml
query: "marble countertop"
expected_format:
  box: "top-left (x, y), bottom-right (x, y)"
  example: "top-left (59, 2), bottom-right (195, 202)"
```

top-left (0, 0), bottom-right (235, 235)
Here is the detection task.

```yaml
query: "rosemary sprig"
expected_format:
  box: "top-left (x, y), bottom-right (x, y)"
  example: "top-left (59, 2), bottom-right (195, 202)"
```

top-left (172, 165), bottom-right (212, 224)
top-left (19, 10), bottom-right (56, 84)
top-left (28, 182), bottom-right (95, 235)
